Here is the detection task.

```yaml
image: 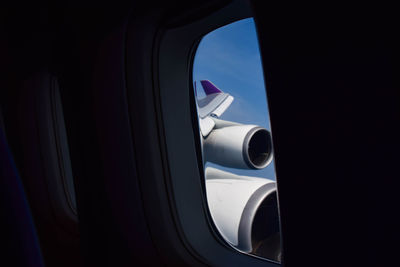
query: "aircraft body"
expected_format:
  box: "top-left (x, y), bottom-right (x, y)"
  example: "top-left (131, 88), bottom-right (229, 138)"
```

top-left (195, 80), bottom-right (280, 261)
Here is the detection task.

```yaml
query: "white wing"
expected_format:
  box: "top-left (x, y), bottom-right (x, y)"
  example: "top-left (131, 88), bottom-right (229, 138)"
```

top-left (195, 80), bottom-right (234, 136)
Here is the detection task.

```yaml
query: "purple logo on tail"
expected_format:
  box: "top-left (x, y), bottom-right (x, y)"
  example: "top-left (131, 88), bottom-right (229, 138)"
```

top-left (200, 80), bottom-right (222, 95)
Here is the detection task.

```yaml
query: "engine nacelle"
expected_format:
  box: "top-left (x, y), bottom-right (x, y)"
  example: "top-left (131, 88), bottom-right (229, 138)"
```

top-left (203, 120), bottom-right (273, 169)
top-left (205, 167), bottom-right (281, 261)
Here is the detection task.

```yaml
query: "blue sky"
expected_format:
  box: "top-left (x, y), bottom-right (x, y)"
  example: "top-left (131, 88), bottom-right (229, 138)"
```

top-left (193, 18), bottom-right (276, 180)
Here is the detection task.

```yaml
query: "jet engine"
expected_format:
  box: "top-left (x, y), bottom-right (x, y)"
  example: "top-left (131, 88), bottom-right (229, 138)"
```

top-left (195, 80), bottom-right (280, 260)
top-left (205, 167), bottom-right (281, 262)
top-left (203, 119), bottom-right (273, 169)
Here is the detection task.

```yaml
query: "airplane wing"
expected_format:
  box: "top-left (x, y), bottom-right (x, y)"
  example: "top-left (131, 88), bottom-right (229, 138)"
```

top-left (195, 80), bottom-right (234, 137)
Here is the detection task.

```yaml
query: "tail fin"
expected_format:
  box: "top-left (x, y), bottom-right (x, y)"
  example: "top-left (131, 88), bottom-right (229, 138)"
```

top-left (200, 80), bottom-right (222, 95)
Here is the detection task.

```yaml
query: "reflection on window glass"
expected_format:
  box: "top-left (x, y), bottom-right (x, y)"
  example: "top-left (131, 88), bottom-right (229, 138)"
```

top-left (192, 18), bottom-right (281, 262)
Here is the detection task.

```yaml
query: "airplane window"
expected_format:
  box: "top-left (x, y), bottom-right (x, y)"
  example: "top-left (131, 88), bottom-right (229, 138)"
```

top-left (192, 18), bottom-right (281, 262)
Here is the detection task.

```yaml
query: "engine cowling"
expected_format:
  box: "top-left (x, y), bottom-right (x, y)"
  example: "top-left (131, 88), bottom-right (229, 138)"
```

top-left (203, 119), bottom-right (273, 169)
top-left (205, 167), bottom-right (281, 261)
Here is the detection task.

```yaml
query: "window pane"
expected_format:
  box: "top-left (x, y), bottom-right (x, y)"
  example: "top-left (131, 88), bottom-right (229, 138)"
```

top-left (192, 18), bottom-right (281, 262)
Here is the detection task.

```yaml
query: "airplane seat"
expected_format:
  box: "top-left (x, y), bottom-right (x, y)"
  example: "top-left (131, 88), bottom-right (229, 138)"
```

top-left (0, 110), bottom-right (44, 267)
top-left (1, 71), bottom-right (83, 267)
